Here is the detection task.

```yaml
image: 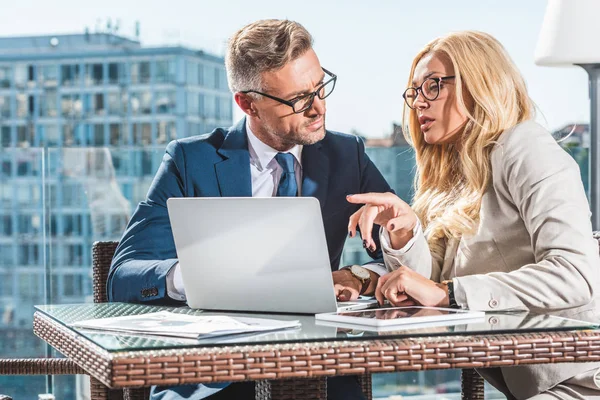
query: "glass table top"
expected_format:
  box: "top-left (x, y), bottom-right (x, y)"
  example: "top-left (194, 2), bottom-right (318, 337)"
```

top-left (35, 302), bottom-right (599, 352)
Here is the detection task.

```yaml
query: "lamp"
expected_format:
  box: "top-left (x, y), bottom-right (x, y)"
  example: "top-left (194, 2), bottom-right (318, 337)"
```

top-left (535, 0), bottom-right (600, 229)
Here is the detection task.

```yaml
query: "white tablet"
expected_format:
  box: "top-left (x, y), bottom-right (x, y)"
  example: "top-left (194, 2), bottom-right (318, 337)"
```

top-left (315, 306), bottom-right (485, 328)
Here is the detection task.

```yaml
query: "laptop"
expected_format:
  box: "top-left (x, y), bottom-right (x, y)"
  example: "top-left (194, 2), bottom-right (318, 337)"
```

top-left (166, 197), bottom-right (377, 314)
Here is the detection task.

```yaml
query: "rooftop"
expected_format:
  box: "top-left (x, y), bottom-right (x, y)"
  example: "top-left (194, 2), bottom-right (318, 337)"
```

top-left (0, 32), bottom-right (223, 63)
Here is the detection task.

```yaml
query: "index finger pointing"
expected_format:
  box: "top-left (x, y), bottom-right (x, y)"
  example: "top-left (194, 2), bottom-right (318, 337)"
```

top-left (347, 192), bottom-right (400, 206)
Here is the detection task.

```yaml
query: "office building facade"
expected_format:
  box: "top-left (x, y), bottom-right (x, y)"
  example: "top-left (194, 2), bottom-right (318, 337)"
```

top-left (0, 32), bottom-right (233, 397)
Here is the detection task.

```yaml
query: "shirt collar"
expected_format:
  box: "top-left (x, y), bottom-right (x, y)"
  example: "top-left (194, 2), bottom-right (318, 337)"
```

top-left (246, 122), bottom-right (303, 171)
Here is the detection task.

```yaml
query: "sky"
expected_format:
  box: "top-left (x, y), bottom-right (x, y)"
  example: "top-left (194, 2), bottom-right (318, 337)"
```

top-left (0, 0), bottom-right (591, 138)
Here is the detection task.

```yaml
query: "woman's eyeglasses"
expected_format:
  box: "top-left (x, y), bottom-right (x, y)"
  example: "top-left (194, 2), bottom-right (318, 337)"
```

top-left (402, 76), bottom-right (455, 109)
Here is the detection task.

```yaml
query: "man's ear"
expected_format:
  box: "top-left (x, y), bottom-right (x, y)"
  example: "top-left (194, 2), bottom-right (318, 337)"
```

top-left (234, 92), bottom-right (257, 117)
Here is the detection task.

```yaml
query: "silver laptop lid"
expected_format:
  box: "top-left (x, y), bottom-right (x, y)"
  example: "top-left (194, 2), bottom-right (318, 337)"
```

top-left (167, 197), bottom-right (338, 314)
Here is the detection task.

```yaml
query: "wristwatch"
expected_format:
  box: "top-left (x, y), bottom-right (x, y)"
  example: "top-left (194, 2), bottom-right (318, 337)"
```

top-left (343, 265), bottom-right (372, 295)
top-left (442, 279), bottom-right (459, 309)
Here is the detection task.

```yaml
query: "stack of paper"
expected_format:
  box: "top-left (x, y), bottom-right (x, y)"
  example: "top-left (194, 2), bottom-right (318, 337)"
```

top-left (71, 311), bottom-right (301, 339)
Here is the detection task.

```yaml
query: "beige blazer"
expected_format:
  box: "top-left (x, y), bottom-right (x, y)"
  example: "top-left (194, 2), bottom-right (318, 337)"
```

top-left (382, 120), bottom-right (600, 399)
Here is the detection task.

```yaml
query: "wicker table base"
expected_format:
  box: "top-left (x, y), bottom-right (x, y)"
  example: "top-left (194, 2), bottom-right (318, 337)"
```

top-left (34, 311), bottom-right (600, 390)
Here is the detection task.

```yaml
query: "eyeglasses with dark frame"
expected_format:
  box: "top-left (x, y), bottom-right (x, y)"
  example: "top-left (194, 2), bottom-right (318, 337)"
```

top-left (240, 68), bottom-right (337, 114)
top-left (402, 76), bottom-right (456, 109)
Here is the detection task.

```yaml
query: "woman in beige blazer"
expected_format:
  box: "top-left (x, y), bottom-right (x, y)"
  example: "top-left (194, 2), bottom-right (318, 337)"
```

top-left (347, 31), bottom-right (600, 399)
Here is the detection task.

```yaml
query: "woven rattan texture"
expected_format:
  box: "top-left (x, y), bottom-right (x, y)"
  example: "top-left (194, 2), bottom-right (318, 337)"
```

top-left (93, 241), bottom-right (149, 400)
top-left (461, 368), bottom-right (485, 400)
top-left (256, 377), bottom-right (328, 400)
top-left (34, 310), bottom-right (600, 389)
top-left (0, 358), bottom-right (84, 375)
top-left (93, 241), bottom-right (119, 304)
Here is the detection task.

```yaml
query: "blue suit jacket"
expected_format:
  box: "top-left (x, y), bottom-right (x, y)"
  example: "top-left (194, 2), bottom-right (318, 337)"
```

top-left (108, 119), bottom-right (392, 305)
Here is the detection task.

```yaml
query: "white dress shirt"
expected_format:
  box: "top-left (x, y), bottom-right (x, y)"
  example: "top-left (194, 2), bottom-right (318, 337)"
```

top-left (167, 124), bottom-right (386, 301)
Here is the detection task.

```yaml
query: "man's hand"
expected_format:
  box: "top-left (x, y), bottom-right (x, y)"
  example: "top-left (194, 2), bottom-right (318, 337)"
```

top-left (332, 269), bottom-right (362, 301)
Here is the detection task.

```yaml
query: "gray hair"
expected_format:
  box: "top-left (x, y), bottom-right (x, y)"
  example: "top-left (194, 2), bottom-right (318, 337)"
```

top-left (225, 19), bottom-right (314, 93)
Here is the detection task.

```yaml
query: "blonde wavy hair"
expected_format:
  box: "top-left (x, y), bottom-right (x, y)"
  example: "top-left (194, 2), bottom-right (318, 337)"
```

top-left (404, 31), bottom-right (535, 258)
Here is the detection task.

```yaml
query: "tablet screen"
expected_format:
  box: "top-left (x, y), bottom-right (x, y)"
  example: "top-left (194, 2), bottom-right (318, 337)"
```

top-left (339, 307), bottom-right (463, 320)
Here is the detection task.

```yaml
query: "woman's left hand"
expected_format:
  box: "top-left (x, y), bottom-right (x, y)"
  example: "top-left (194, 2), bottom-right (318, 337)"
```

top-left (376, 266), bottom-right (449, 307)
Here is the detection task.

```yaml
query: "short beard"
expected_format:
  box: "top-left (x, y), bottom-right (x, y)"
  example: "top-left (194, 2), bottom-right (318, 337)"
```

top-left (264, 120), bottom-right (326, 149)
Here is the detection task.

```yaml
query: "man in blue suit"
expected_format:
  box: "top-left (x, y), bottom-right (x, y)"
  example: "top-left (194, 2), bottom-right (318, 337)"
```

top-left (108, 19), bottom-right (392, 400)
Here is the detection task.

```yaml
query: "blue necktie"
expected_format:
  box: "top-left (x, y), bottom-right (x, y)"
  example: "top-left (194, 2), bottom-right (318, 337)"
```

top-left (275, 152), bottom-right (298, 197)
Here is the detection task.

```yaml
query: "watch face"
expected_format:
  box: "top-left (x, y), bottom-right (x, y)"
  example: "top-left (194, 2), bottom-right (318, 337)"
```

top-left (351, 265), bottom-right (370, 280)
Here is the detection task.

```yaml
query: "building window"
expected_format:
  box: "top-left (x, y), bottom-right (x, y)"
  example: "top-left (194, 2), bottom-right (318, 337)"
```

top-left (0, 95), bottom-right (10, 118)
top-left (107, 63), bottom-right (124, 85)
top-left (1, 126), bottom-right (11, 147)
top-left (198, 63), bottom-right (204, 86)
top-left (65, 245), bottom-right (83, 267)
top-left (0, 273), bottom-right (12, 297)
top-left (39, 124), bottom-right (59, 146)
top-left (216, 68), bottom-right (227, 90)
top-left (85, 63), bottom-right (103, 86)
top-left (157, 121), bottom-right (176, 144)
top-left (199, 94), bottom-right (205, 117)
top-left (0, 66), bottom-right (12, 88)
top-left (131, 61), bottom-right (150, 84)
top-left (61, 64), bottom-right (81, 86)
top-left (40, 93), bottom-right (58, 117)
top-left (18, 243), bottom-right (40, 265)
top-left (16, 94), bottom-right (34, 118)
top-left (109, 123), bottom-right (124, 146)
top-left (186, 122), bottom-right (199, 137)
top-left (155, 90), bottom-right (176, 114)
top-left (62, 183), bottom-right (84, 207)
top-left (204, 65), bottom-right (215, 89)
top-left (39, 65), bottom-right (58, 87)
top-left (93, 93), bottom-right (105, 115)
top-left (187, 92), bottom-right (198, 116)
top-left (16, 125), bottom-right (33, 147)
top-left (205, 94), bottom-right (216, 119)
top-left (63, 214), bottom-right (82, 236)
top-left (0, 245), bottom-right (13, 265)
top-left (133, 123), bottom-right (152, 145)
top-left (63, 274), bottom-right (83, 296)
top-left (19, 274), bottom-right (42, 298)
top-left (186, 61), bottom-right (198, 85)
top-left (107, 93), bottom-right (121, 115)
top-left (93, 124), bottom-right (104, 145)
top-left (1, 215), bottom-right (11, 235)
top-left (130, 91), bottom-right (152, 114)
top-left (220, 97), bottom-right (232, 120)
top-left (26, 65), bottom-right (36, 88)
top-left (17, 214), bottom-right (41, 235)
top-left (155, 59), bottom-right (176, 83)
top-left (14, 64), bottom-right (27, 88)
top-left (62, 125), bottom-right (75, 146)
top-left (142, 150), bottom-right (154, 176)
top-left (61, 94), bottom-right (82, 117)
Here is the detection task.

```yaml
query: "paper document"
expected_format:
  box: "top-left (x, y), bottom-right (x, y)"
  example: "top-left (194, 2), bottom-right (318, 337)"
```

top-left (71, 311), bottom-right (301, 339)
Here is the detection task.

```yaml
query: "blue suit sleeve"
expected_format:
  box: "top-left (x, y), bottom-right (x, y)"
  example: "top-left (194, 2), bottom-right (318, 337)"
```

top-left (107, 140), bottom-right (187, 304)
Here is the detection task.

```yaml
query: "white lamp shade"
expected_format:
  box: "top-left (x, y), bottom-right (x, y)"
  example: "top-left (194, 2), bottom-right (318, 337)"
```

top-left (535, 0), bottom-right (600, 66)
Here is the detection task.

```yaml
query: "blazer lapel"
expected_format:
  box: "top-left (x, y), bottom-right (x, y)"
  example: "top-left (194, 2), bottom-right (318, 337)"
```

top-left (215, 119), bottom-right (252, 197)
top-left (301, 141), bottom-right (329, 210)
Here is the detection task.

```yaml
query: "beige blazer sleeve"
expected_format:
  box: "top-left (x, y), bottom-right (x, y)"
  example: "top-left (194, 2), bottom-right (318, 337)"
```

top-left (381, 225), bottom-right (439, 279)
top-left (453, 122), bottom-right (600, 312)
